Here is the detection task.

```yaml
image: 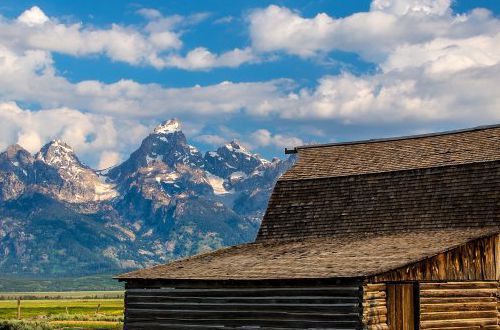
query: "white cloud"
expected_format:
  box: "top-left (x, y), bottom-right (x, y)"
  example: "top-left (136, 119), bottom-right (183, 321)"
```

top-left (98, 151), bottom-right (122, 170)
top-left (0, 35), bottom-right (498, 131)
top-left (136, 8), bottom-right (163, 20)
top-left (214, 16), bottom-right (234, 25)
top-left (165, 47), bottom-right (257, 70)
top-left (248, 2), bottom-right (499, 62)
top-left (242, 0), bottom-right (500, 125)
top-left (17, 131), bottom-right (42, 153)
top-left (17, 6), bottom-right (49, 26)
top-left (7, 8), bottom-right (182, 67)
top-left (370, 0), bottom-right (451, 16)
top-left (250, 129), bottom-right (304, 149)
top-left (194, 134), bottom-right (227, 146)
top-left (382, 33), bottom-right (500, 74)
top-left (0, 6), bottom-right (253, 70)
top-left (249, 65), bottom-right (500, 124)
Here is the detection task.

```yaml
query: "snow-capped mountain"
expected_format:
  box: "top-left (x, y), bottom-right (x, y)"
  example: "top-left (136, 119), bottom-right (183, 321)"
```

top-left (0, 119), bottom-right (294, 277)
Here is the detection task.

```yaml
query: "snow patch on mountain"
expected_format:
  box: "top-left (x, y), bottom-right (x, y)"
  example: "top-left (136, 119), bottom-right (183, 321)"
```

top-left (94, 180), bottom-right (118, 201)
top-left (154, 119), bottom-right (181, 135)
top-left (205, 172), bottom-right (233, 195)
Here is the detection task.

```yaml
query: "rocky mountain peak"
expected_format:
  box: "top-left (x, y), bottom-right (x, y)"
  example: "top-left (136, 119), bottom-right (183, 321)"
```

top-left (5, 144), bottom-right (28, 157)
top-left (36, 139), bottom-right (79, 167)
top-left (153, 119), bottom-right (181, 135)
top-left (108, 119), bottom-right (203, 181)
top-left (205, 140), bottom-right (267, 178)
top-left (225, 140), bottom-right (250, 154)
top-left (0, 145), bottom-right (33, 197)
top-left (1, 144), bottom-right (33, 166)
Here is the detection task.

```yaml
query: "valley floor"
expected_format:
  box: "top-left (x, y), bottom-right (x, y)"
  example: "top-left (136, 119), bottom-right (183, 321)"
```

top-left (0, 292), bottom-right (123, 330)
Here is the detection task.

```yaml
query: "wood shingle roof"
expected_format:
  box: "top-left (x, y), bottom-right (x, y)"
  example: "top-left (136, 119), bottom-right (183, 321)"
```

top-left (117, 228), bottom-right (497, 280)
top-left (257, 160), bottom-right (500, 241)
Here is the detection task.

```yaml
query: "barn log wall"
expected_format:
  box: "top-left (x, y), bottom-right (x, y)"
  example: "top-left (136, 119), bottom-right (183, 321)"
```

top-left (124, 280), bottom-right (364, 329)
top-left (370, 235), bottom-right (498, 283)
top-left (419, 281), bottom-right (499, 329)
top-left (362, 283), bottom-right (388, 330)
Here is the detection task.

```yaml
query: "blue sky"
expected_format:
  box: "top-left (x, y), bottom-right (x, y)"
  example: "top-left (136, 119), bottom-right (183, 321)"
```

top-left (0, 0), bottom-right (498, 168)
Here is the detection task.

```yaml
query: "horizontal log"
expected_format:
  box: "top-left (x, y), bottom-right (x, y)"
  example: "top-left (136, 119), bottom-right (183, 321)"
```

top-left (420, 310), bottom-right (498, 321)
top-left (126, 295), bottom-right (359, 304)
top-left (363, 315), bottom-right (388, 325)
top-left (420, 302), bottom-right (497, 312)
top-left (420, 289), bottom-right (496, 297)
top-left (423, 327), bottom-right (498, 330)
top-left (363, 291), bottom-right (386, 299)
top-left (364, 283), bottom-right (386, 291)
top-left (364, 325), bottom-right (389, 330)
top-left (420, 282), bottom-right (498, 290)
top-left (126, 308), bottom-right (361, 321)
top-left (126, 301), bottom-right (360, 313)
top-left (125, 316), bottom-right (361, 328)
top-left (128, 286), bottom-right (361, 293)
top-left (420, 317), bottom-right (498, 329)
top-left (128, 287), bottom-right (361, 298)
top-left (362, 305), bottom-right (387, 316)
top-left (420, 297), bottom-right (497, 304)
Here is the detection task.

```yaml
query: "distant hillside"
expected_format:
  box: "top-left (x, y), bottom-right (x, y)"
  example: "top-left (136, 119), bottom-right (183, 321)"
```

top-left (0, 275), bottom-right (122, 292)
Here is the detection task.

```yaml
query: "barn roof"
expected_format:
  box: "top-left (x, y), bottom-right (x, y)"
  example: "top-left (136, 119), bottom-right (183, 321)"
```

top-left (116, 228), bottom-right (497, 280)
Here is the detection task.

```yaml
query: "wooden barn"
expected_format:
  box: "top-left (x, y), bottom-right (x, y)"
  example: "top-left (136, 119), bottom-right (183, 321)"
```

top-left (116, 125), bottom-right (500, 330)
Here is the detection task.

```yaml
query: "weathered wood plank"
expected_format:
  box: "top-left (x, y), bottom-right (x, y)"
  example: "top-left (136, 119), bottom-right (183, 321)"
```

top-left (369, 235), bottom-right (498, 282)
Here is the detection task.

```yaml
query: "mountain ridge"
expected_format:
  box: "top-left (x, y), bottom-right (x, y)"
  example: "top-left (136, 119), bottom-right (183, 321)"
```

top-left (0, 119), bottom-right (294, 277)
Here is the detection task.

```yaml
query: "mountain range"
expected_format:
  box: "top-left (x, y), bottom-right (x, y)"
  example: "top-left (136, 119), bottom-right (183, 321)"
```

top-left (0, 119), bottom-right (294, 278)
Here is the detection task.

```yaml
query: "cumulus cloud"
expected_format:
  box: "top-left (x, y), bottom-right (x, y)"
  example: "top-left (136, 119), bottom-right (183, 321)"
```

top-left (98, 151), bottom-right (122, 170)
top-left (194, 134), bottom-right (227, 146)
top-left (248, 2), bottom-right (499, 62)
top-left (370, 0), bottom-right (452, 16)
top-left (0, 102), bottom-right (149, 167)
top-left (17, 6), bottom-right (49, 26)
top-left (250, 129), bottom-right (304, 149)
top-left (5, 7), bottom-right (181, 67)
top-left (382, 34), bottom-right (500, 74)
top-left (0, 6), bottom-right (255, 70)
top-left (165, 47), bottom-right (258, 70)
top-left (243, 0), bottom-right (500, 125)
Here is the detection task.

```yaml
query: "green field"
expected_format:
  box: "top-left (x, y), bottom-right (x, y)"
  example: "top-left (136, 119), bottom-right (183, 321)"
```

top-left (0, 292), bottom-right (124, 330)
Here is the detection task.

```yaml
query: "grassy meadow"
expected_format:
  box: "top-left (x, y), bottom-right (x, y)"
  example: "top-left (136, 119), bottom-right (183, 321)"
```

top-left (0, 291), bottom-right (124, 330)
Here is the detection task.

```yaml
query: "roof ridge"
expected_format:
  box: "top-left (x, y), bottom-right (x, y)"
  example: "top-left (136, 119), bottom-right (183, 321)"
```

top-left (279, 159), bottom-right (500, 182)
top-left (285, 123), bottom-right (500, 154)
